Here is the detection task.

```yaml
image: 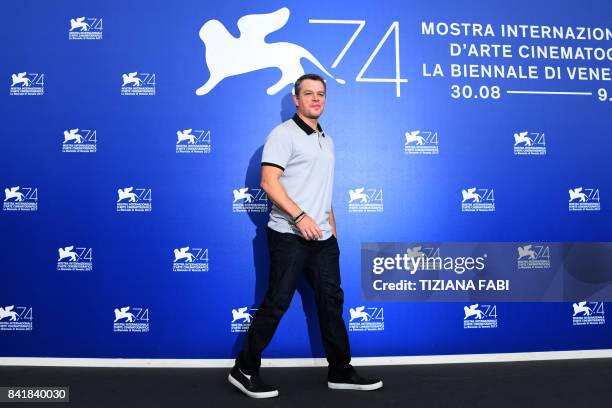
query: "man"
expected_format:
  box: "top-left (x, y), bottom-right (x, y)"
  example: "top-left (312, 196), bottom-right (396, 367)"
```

top-left (228, 74), bottom-right (383, 398)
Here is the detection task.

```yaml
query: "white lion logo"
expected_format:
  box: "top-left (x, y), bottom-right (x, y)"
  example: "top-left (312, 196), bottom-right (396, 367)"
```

top-left (122, 72), bottom-right (142, 87)
top-left (231, 307), bottom-right (253, 323)
top-left (114, 306), bottom-right (136, 322)
top-left (176, 129), bottom-right (197, 144)
top-left (349, 188), bottom-right (369, 204)
top-left (70, 17), bottom-right (90, 32)
top-left (174, 247), bottom-right (195, 263)
top-left (196, 7), bottom-right (344, 96)
top-left (405, 130), bottom-right (425, 146)
top-left (58, 246), bottom-right (78, 262)
top-left (461, 188), bottom-right (482, 203)
top-left (513, 131), bottom-right (533, 146)
top-left (11, 72), bottom-right (31, 87)
top-left (349, 306), bottom-right (371, 322)
top-left (463, 304), bottom-right (484, 320)
top-left (406, 246), bottom-right (425, 259)
top-left (117, 187), bottom-right (138, 203)
top-left (572, 301), bottom-right (592, 317)
top-left (233, 188), bottom-right (254, 203)
top-left (63, 128), bottom-right (84, 144)
top-left (568, 188), bottom-right (588, 203)
top-left (517, 245), bottom-right (536, 260)
top-left (0, 306), bottom-right (18, 321)
top-left (4, 187), bottom-right (24, 202)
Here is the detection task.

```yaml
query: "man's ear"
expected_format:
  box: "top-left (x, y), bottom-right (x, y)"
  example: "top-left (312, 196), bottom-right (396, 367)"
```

top-left (293, 94), bottom-right (299, 107)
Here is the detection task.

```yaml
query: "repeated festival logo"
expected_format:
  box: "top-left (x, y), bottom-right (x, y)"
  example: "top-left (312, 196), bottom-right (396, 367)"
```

top-left (568, 187), bottom-right (600, 211)
top-left (404, 130), bottom-right (439, 155)
top-left (348, 188), bottom-right (384, 213)
top-left (176, 129), bottom-right (211, 154)
top-left (62, 128), bottom-right (97, 153)
top-left (461, 187), bottom-right (495, 212)
top-left (3, 186), bottom-right (38, 211)
top-left (231, 306), bottom-right (257, 333)
top-left (113, 306), bottom-right (150, 332)
top-left (121, 72), bottom-right (156, 96)
top-left (116, 187), bottom-right (152, 212)
top-left (572, 301), bottom-right (605, 326)
top-left (348, 306), bottom-right (384, 332)
top-left (232, 187), bottom-right (268, 213)
top-left (172, 246), bottom-right (209, 272)
top-left (513, 131), bottom-right (546, 155)
top-left (10, 72), bottom-right (44, 96)
top-left (0, 305), bottom-right (33, 331)
top-left (68, 17), bottom-right (103, 40)
top-left (463, 304), bottom-right (497, 329)
top-left (57, 245), bottom-right (93, 271)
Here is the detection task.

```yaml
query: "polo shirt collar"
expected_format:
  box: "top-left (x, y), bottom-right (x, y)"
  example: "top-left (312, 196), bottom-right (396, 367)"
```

top-left (292, 113), bottom-right (325, 137)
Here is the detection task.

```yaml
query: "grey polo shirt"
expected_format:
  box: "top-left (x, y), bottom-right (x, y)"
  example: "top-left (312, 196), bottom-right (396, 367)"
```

top-left (261, 114), bottom-right (335, 240)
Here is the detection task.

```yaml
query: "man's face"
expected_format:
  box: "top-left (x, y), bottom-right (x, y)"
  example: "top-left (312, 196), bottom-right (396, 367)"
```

top-left (294, 79), bottom-right (326, 120)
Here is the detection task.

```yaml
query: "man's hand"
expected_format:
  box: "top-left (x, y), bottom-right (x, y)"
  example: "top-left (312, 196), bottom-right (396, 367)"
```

top-left (296, 214), bottom-right (323, 240)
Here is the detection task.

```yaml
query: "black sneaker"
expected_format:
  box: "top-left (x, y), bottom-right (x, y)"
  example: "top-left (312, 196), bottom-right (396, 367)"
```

top-left (328, 366), bottom-right (383, 391)
top-left (228, 366), bottom-right (279, 398)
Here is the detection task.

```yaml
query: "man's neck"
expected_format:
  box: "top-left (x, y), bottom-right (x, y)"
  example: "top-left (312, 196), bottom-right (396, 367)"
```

top-left (297, 112), bottom-right (319, 132)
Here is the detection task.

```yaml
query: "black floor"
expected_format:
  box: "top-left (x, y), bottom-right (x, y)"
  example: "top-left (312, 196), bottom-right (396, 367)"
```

top-left (1, 358), bottom-right (611, 407)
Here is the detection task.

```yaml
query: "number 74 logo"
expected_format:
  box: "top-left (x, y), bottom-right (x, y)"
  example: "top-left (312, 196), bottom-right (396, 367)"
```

top-left (309, 19), bottom-right (407, 97)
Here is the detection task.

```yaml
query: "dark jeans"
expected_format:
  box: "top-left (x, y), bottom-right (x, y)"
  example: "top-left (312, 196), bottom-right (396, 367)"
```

top-left (236, 227), bottom-right (351, 376)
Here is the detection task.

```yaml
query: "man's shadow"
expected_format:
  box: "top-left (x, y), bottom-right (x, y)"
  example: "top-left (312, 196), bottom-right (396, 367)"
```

top-left (231, 92), bottom-right (324, 360)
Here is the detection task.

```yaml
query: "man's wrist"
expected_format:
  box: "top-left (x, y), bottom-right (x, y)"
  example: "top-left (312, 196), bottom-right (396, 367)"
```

top-left (292, 211), bottom-right (306, 225)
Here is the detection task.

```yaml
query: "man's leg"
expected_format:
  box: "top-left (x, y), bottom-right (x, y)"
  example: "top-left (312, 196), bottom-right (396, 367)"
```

top-left (306, 235), bottom-right (383, 391)
top-left (236, 228), bottom-right (308, 374)
top-left (304, 235), bottom-right (351, 375)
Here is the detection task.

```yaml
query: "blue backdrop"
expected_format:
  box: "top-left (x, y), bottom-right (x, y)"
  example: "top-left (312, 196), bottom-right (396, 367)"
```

top-left (1, 0), bottom-right (611, 359)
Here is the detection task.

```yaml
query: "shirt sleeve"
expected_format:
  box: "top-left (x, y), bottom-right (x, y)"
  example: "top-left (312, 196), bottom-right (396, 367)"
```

top-left (261, 128), bottom-right (292, 171)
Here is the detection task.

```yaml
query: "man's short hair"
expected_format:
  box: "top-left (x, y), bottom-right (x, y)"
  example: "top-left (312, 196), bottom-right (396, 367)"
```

top-left (294, 73), bottom-right (326, 96)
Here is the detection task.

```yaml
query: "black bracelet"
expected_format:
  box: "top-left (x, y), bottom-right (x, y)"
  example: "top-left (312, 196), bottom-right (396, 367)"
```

top-left (294, 213), bottom-right (306, 225)
top-left (292, 211), bottom-right (305, 223)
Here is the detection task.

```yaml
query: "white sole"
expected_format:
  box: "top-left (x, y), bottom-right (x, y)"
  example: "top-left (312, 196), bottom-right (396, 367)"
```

top-left (328, 380), bottom-right (383, 391)
top-left (228, 374), bottom-right (279, 398)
